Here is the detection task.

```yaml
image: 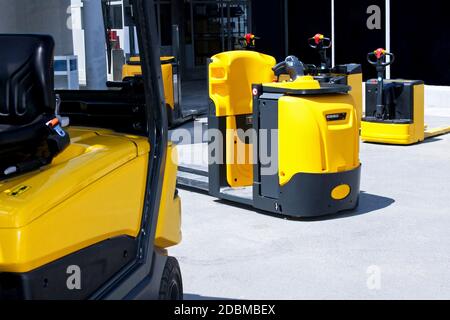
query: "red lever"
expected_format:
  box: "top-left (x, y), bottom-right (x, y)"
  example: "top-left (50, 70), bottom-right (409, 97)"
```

top-left (375, 48), bottom-right (386, 59)
top-left (314, 33), bottom-right (324, 45)
top-left (245, 33), bottom-right (254, 45)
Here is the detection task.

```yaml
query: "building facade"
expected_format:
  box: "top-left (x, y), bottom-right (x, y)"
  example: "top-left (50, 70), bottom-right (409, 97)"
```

top-left (1, 0), bottom-right (448, 86)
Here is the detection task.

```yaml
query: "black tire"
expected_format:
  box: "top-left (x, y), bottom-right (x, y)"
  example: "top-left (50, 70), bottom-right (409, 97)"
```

top-left (158, 256), bottom-right (183, 300)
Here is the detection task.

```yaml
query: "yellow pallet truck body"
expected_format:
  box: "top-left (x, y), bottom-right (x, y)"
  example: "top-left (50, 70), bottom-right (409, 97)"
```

top-left (206, 51), bottom-right (361, 217)
top-left (124, 56), bottom-right (176, 109)
top-left (361, 48), bottom-right (450, 145)
top-left (123, 56), bottom-right (199, 128)
top-left (0, 0), bottom-right (182, 300)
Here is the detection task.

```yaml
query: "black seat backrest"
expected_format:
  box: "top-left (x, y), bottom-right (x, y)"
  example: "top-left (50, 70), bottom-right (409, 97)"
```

top-left (0, 34), bottom-right (55, 125)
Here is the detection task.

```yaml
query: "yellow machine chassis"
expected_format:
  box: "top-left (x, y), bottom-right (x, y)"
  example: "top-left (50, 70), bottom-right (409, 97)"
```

top-left (207, 50), bottom-right (361, 218)
top-left (123, 56), bottom-right (176, 110)
top-left (0, 127), bottom-right (181, 273)
top-left (362, 82), bottom-right (450, 145)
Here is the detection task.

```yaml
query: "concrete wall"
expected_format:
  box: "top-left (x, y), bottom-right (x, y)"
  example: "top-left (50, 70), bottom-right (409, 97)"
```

top-left (0, 0), bottom-right (73, 55)
top-left (425, 86), bottom-right (450, 110)
top-left (0, 1), bottom-right (17, 32)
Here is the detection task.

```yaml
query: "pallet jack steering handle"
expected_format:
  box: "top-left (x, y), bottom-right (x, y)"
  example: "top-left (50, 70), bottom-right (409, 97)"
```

top-left (240, 33), bottom-right (260, 50)
top-left (308, 34), bottom-right (332, 70)
top-left (367, 49), bottom-right (395, 119)
top-left (308, 34), bottom-right (332, 49)
top-left (367, 49), bottom-right (395, 67)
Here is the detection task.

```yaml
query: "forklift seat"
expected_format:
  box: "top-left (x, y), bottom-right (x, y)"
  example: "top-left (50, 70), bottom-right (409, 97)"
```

top-left (0, 34), bottom-right (69, 178)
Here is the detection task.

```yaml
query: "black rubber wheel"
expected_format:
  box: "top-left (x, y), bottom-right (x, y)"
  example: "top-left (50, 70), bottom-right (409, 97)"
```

top-left (159, 257), bottom-right (183, 300)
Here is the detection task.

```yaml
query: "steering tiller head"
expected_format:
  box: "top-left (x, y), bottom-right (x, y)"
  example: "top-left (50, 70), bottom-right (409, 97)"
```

top-left (240, 33), bottom-right (260, 50)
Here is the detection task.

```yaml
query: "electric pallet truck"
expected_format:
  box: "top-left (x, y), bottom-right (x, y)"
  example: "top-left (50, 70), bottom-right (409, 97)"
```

top-left (178, 50), bottom-right (361, 218)
top-left (361, 48), bottom-right (450, 144)
top-left (102, 0), bottom-right (201, 129)
top-left (122, 54), bottom-right (201, 128)
top-left (0, 0), bottom-right (182, 300)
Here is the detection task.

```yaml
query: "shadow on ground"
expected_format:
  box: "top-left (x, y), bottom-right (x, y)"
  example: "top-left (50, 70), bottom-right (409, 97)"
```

top-left (213, 190), bottom-right (395, 222)
top-left (307, 191), bottom-right (395, 221)
top-left (420, 137), bottom-right (443, 144)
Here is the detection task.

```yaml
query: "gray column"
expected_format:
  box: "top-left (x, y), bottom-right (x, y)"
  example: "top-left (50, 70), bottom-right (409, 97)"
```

top-left (82, 0), bottom-right (107, 89)
top-left (0, 0), bottom-right (17, 32)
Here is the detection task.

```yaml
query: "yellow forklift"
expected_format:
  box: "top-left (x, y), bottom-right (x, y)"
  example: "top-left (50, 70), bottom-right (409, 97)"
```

top-left (361, 48), bottom-right (450, 144)
top-left (0, 0), bottom-right (182, 300)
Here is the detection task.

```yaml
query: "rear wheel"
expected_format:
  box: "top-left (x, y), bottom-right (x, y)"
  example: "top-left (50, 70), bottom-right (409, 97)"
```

top-left (159, 256), bottom-right (183, 300)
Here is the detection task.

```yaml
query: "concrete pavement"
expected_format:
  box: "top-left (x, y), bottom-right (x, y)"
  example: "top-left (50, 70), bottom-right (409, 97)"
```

top-left (170, 109), bottom-right (450, 300)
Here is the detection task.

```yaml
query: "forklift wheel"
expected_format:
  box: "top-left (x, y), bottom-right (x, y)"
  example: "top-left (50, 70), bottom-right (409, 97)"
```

top-left (159, 256), bottom-right (183, 300)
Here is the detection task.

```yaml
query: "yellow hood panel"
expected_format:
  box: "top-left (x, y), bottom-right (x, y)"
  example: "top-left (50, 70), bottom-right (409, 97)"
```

top-left (0, 127), bottom-right (146, 229)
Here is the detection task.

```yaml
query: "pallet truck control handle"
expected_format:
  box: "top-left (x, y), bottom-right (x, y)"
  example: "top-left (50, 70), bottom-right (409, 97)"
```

top-left (367, 49), bottom-right (395, 119)
top-left (240, 33), bottom-right (260, 50)
top-left (308, 34), bottom-right (332, 71)
top-left (367, 49), bottom-right (395, 67)
top-left (308, 34), bottom-right (332, 49)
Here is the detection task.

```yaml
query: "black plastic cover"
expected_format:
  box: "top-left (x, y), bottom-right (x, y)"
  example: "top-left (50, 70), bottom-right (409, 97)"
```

top-left (262, 83), bottom-right (351, 95)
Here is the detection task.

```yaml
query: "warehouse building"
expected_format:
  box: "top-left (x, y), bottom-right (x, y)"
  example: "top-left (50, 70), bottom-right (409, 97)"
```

top-left (0, 0), bottom-right (448, 90)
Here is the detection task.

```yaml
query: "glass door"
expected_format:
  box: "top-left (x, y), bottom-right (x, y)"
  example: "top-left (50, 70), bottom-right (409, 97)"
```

top-left (191, 1), bottom-right (222, 68)
top-left (186, 0), bottom-right (250, 79)
top-left (155, 0), bottom-right (173, 56)
top-left (221, 1), bottom-right (249, 52)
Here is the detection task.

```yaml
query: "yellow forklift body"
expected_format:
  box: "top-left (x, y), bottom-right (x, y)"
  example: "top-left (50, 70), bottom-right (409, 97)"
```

top-left (0, 127), bottom-right (182, 273)
top-left (155, 142), bottom-right (182, 248)
top-left (0, 3), bottom-right (184, 300)
top-left (0, 128), bottom-right (147, 272)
